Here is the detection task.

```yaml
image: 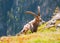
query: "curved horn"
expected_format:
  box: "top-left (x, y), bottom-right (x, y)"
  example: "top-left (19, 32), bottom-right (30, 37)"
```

top-left (38, 6), bottom-right (40, 16)
top-left (25, 11), bottom-right (37, 17)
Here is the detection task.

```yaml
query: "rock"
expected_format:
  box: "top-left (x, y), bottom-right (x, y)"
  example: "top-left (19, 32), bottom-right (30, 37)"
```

top-left (56, 24), bottom-right (60, 29)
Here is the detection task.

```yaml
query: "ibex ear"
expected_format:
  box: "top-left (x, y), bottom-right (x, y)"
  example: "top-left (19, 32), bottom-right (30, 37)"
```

top-left (37, 6), bottom-right (40, 16)
top-left (25, 11), bottom-right (37, 17)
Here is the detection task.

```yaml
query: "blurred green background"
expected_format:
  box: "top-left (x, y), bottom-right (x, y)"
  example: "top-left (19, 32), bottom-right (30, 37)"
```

top-left (0, 0), bottom-right (60, 36)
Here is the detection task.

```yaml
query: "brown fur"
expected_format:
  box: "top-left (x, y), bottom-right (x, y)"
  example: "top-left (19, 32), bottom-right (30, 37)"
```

top-left (16, 6), bottom-right (42, 35)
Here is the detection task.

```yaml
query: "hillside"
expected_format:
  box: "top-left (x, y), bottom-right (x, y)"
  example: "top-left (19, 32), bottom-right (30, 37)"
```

top-left (0, 31), bottom-right (60, 43)
top-left (0, 19), bottom-right (60, 43)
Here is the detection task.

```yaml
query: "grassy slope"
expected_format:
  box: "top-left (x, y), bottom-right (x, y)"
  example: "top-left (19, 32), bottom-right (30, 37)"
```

top-left (0, 20), bottom-right (60, 43)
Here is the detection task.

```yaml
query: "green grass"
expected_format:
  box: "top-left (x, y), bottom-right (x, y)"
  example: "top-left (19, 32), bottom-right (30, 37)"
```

top-left (27, 38), bottom-right (60, 43)
top-left (26, 20), bottom-right (60, 43)
top-left (0, 20), bottom-right (60, 43)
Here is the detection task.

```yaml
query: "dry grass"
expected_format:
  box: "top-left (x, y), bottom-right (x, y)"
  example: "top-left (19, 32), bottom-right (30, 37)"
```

top-left (0, 31), bottom-right (60, 43)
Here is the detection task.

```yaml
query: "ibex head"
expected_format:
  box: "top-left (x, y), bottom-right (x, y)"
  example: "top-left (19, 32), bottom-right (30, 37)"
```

top-left (25, 6), bottom-right (41, 22)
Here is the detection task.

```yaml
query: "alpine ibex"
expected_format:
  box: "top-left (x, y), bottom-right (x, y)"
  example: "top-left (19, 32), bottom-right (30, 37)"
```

top-left (16, 6), bottom-right (44, 35)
